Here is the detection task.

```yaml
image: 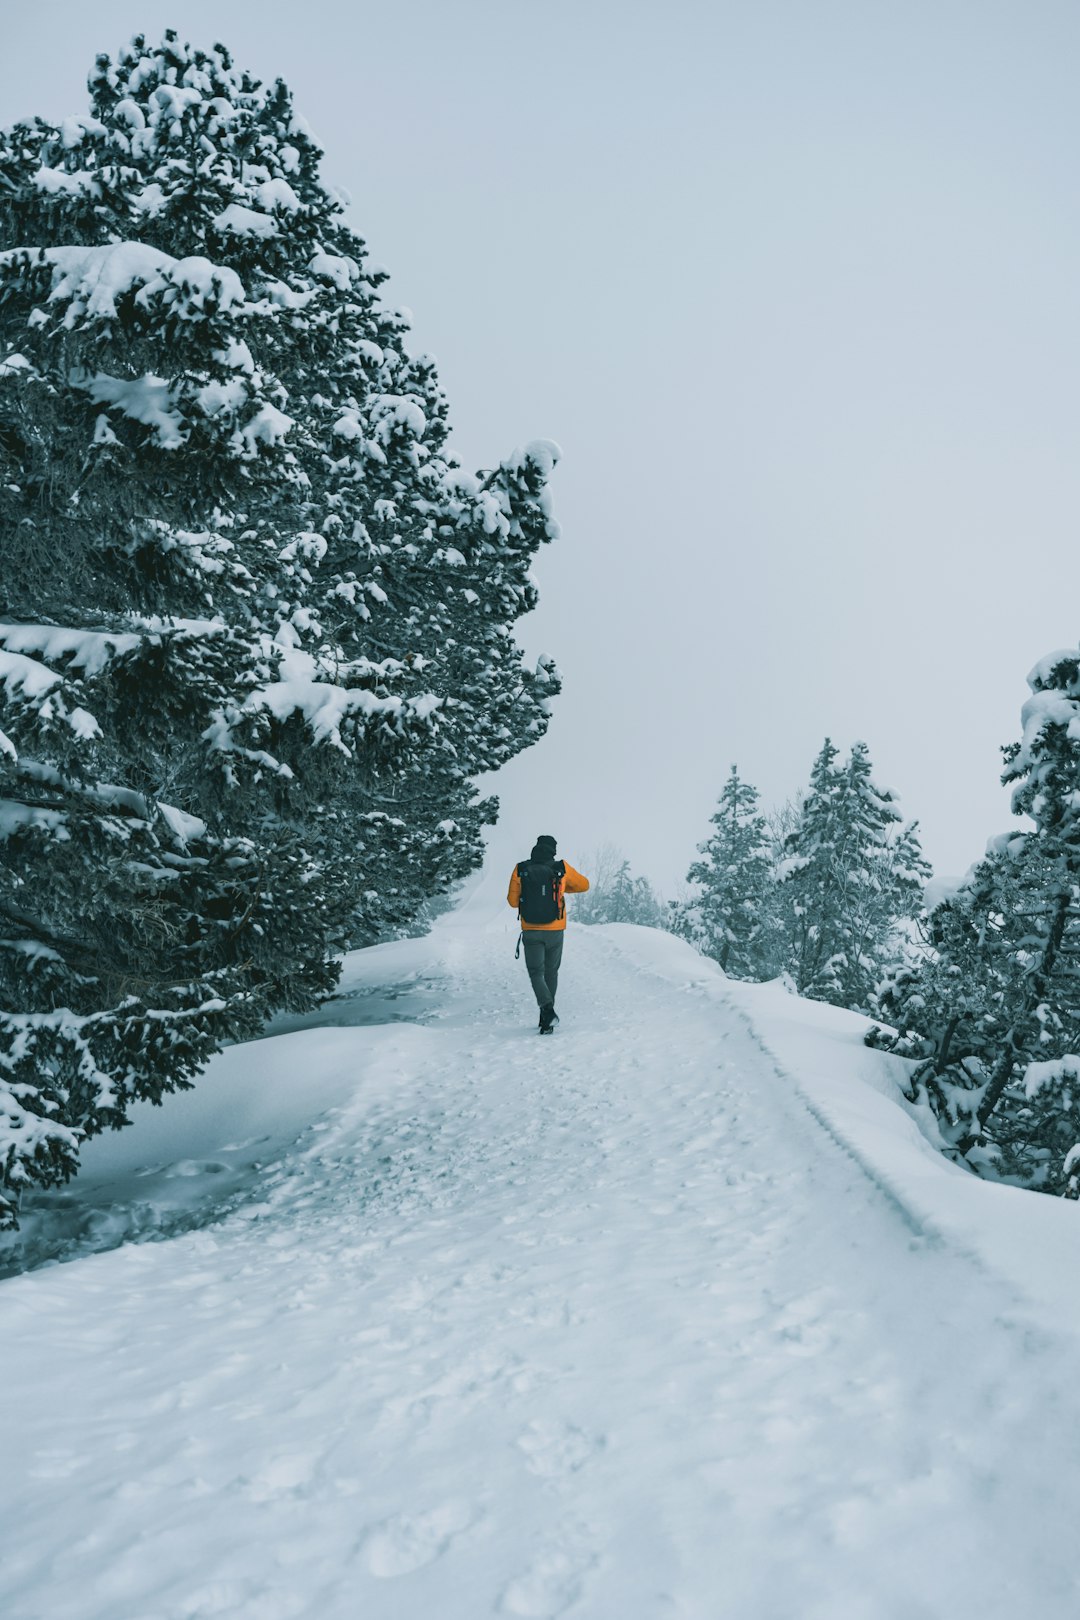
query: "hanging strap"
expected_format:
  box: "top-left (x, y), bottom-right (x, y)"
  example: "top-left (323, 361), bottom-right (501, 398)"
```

top-left (515, 931), bottom-right (523, 959)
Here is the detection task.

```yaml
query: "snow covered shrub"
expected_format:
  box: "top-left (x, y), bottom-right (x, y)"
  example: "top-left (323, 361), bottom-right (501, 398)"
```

top-left (0, 32), bottom-right (560, 1223)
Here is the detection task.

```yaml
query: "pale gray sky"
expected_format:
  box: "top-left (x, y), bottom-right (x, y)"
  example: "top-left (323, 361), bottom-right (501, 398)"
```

top-left (3, 0), bottom-right (1078, 891)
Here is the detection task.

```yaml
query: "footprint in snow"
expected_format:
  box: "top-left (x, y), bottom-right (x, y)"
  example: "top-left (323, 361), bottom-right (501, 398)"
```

top-left (517, 1419), bottom-right (603, 1479)
top-left (162, 1159), bottom-right (230, 1178)
top-left (771, 1288), bottom-right (837, 1355)
top-left (173, 1579), bottom-right (250, 1617)
top-left (500, 1549), bottom-right (595, 1617)
top-left (244, 1451), bottom-right (320, 1501)
top-left (360, 1499), bottom-right (473, 1577)
top-left (27, 1447), bottom-right (88, 1481)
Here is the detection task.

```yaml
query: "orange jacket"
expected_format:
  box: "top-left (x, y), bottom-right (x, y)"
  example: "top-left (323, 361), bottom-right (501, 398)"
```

top-left (508, 860), bottom-right (590, 931)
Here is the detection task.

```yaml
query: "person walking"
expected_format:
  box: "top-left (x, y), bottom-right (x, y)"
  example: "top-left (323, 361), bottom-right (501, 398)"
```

top-left (508, 835), bottom-right (590, 1033)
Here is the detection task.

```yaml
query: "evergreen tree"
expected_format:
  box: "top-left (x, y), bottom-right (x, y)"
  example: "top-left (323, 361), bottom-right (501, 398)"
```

top-left (872, 649), bottom-right (1080, 1194)
top-left (781, 738), bottom-right (845, 997)
top-left (0, 33), bottom-right (560, 1224)
top-left (868, 848), bottom-right (1031, 1153)
top-left (678, 766), bottom-right (777, 978)
top-left (782, 740), bottom-right (929, 1010)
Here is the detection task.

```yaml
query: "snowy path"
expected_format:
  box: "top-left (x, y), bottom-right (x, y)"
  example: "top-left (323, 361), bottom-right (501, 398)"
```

top-left (3, 921), bottom-right (1080, 1620)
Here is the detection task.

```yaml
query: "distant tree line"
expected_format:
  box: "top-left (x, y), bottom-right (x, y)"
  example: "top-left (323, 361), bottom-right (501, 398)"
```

top-left (572, 844), bottom-right (666, 929)
top-left (582, 741), bottom-right (929, 1016)
top-left (670, 742), bottom-right (929, 1009)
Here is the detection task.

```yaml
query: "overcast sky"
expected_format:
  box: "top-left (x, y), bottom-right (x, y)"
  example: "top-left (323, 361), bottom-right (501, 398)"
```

top-left (3, 1), bottom-right (1078, 892)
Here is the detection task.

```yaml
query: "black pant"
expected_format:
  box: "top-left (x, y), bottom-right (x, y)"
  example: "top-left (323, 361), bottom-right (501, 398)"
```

top-left (522, 931), bottom-right (564, 1008)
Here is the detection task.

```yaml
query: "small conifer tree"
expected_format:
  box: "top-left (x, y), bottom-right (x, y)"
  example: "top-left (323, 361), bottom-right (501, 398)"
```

top-left (872, 649), bottom-right (1080, 1194)
top-left (868, 848), bottom-right (1030, 1152)
top-left (782, 740), bottom-right (929, 1010)
top-left (679, 766), bottom-right (777, 978)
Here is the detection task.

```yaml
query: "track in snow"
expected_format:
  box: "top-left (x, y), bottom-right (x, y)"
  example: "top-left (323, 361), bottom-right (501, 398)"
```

top-left (1, 921), bottom-right (1078, 1620)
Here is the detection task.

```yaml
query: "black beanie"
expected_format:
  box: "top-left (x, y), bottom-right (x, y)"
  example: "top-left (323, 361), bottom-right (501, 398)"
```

top-left (531, 834), bottom-right (557, 860)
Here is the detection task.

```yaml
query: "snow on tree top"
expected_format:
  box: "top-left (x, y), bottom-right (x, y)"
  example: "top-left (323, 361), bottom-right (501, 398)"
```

top-left (0, 799), bottom-right (69, 842)
top-left (1014, 687), bottom-right (1080, 771)
top-left (369, 396), bottom-right (427, 443)
top-left (58, 116), bottom-right (107, 149)
top-left (309, 250), bottom-right (361, 289)
top-left (82, 372), bottom-right (186, 450)
top-left (0, 243), bottom-right (247, 327)
top-left (1027, 649), bottom-right (1080, 693)
top-left (243, 645), bottom-right (441, 757)
top-left (32, 166), bottom-right (99, 198)
top-left (0, 624), bottom-right (143, 676)
top-left (89, 31), bottom-right (322, 171)
top-left (254, 178), bottom-right (301, 213)
top-left (212, 204), bottom-right (280, 240)
top-left (0, 648), bottom-right (64, 703)
top-left (235, 402), bottom-right (293, 455)
top-left (512, 439), bottom-right (563, 477)
top-left (1024, 1055), bottom-right (1080, 1101)
top-left (155, 802), bottom-right (208, 846)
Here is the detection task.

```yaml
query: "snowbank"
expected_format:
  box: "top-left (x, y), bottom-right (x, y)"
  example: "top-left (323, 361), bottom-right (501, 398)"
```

top-left (596, 923), bottom-right (1080, 1339)
top-left (0, 934), bottom-right (447, 1277)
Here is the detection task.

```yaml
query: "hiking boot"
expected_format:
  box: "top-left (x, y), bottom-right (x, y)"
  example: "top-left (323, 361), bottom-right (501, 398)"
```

top-left (539, 1002), bottom-right (556, 1032)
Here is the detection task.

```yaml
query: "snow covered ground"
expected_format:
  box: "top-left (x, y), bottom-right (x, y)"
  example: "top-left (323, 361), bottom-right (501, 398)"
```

top-left (3, 885), bottom-right (1080, 1620)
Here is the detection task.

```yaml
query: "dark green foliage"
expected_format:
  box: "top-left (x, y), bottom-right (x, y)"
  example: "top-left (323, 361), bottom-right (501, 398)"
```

top-left (674, 752), bottom-right (927, 998)
top-left (781, 740), bottom-right (929, 1011)
top-left (0, 32), bottom-right (560, 1222)
top-left (868, 848), bottom-right (1033, 1152)
top-left (675, 766), bottom-right (777, 978)
top-left (869, 651), bottom-right (1080, 1195)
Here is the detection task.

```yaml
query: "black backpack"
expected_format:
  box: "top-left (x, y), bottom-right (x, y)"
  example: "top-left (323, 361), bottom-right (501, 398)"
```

top-left (517, 858), bottom-right (566, 925)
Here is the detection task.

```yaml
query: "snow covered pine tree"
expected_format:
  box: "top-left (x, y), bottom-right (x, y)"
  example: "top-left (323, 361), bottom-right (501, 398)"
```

top-left (871, 648), bottom-right (1080, 1195)
top-left (0, 32), bottom-right (561, 1225)
top-left (678, 765), bottom-right (777, 978)
top-left (781, 740), bottom-right (929, 1011)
